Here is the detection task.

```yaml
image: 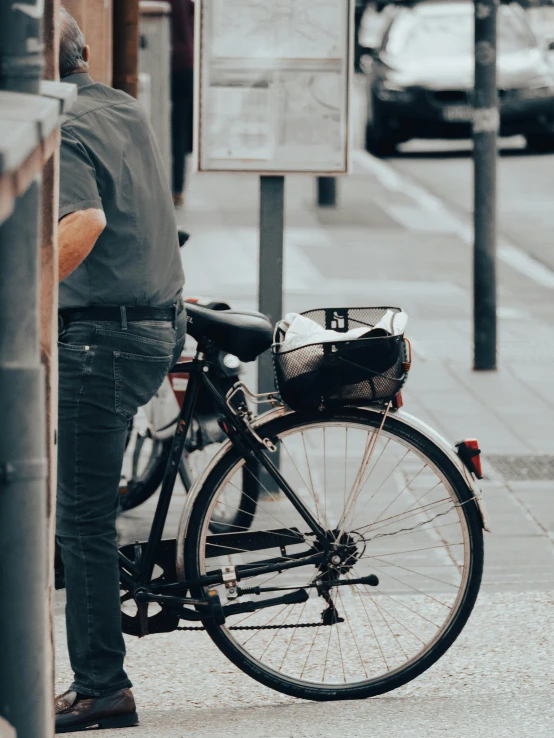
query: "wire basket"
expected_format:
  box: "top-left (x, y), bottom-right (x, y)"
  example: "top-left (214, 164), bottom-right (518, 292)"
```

top-left (272, 307), bottom-right (409, 411)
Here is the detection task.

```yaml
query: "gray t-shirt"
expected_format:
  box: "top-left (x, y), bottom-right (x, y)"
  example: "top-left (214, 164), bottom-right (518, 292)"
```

top-left (58, 73), bottom-right (185, 309)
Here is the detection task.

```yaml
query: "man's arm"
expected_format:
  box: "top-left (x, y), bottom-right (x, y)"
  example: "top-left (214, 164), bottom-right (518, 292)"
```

top-left (58, 127), bottom-right (105, 281)
top-left (58, 208), bottom-right (106, 282)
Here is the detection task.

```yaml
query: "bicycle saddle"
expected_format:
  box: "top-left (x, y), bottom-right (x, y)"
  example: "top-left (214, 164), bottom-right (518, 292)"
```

top-left (185, 302), bottom-right (274, 362)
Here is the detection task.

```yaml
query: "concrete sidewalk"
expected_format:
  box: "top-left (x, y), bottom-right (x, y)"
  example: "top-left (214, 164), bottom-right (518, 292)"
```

top-left (54, 153), bottom-right (554, 736)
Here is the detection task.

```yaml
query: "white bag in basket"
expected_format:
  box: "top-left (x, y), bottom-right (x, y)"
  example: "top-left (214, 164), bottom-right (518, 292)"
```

top-left (277, 310), bottom-right (408, 353)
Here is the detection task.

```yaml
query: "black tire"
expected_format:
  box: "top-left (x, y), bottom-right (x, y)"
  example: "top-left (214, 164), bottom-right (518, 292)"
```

top-left (184, 408), bottom-right (484, 701)
top-left (365, 115), bottom-right (398, 157)
top-left (180, 453), bottom-right (258, 534)
top-left (365, 122), bottom-right (397, 157)
top-left (118, 434), bottom-right (170, 513)
top-left (179, 407), bottom-right (259, 533)
top-left (118, 420), bottom-right (258, 532)
top-left (526, 134), bottom-right (554, 154)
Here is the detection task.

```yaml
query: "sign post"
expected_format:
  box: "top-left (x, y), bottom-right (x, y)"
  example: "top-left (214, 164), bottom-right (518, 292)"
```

top-left (317, 176), bottom-right (337, 207)
top-left (473, 0), bottom-right (498, 371)
top-left (195, 0), bottom-right (352, 321)
top-left (195, 0), bottom-right (352, 489)
top-left (258, 176), bottom-right (285, 403)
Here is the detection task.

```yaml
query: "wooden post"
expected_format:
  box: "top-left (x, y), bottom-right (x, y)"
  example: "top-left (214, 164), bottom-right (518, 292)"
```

top-left (42, 2), bottom-right (60, 735)
top-left (113, 0), bottom-right (140, 97)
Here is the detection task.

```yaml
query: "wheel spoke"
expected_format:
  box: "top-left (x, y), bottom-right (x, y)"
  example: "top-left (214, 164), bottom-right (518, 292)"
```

top-left (369, 555), bottom-right (462, 590)
top-left (336, 586), bottom-right (368, 679)
top-left (220, 472), bottom-right (309, 544)
top-left (349, 449), bottom-right (410, 529)
top-left (351, 575), bottom-right (390, 671)
top-left (277, 600), bottom-right (308, 672)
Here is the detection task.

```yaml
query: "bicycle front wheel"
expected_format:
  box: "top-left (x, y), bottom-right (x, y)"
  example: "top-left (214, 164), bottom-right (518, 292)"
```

top-left (184, 408), bottom-right (483, 701)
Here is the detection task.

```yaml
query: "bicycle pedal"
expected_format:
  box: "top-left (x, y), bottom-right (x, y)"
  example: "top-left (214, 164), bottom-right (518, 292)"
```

top-left (204, 589), bottom-right (226, 626)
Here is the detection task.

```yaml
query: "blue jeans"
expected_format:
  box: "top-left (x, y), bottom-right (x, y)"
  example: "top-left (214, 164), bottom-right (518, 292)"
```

top-left (56, 309), bottom-right (187, 697)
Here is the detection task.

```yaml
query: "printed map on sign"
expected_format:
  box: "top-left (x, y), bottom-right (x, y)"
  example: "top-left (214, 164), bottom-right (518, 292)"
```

top-left (278, 72), bottom-right (342, 150)
top-left (207, 84), bottom-right (275, 160)
top-left (198, 0), bottom-right (350, 172)
top-left (211, 0), bottom-right (343, 59)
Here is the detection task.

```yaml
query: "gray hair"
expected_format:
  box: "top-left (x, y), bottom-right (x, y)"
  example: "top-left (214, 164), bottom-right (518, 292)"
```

top-left (59, 7), bottom-right (89, 78)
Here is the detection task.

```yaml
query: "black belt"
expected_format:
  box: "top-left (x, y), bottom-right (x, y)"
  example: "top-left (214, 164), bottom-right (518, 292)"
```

top-left (59, 304), bottom-right (183, 326)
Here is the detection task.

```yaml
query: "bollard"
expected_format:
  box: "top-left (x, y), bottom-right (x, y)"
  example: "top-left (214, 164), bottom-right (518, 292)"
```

top-left (317, 176), bottom-right (337, 207)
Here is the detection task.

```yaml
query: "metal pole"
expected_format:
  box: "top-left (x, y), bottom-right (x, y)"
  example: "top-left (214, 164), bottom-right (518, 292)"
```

top-left (0, 181), bottom-right (49, 738)
top-left (0, 3), bottom-right (49, 736)
top-left (113, 0), bottom-right (140, 98)
top-left (473, 0), bottom-right (498, 371)
top-left (317, 176), bottom-right (337, 207)
top-left (257, 175), bottom-right (284, 494)
top-left (258, 175), bottom-right (284, 396)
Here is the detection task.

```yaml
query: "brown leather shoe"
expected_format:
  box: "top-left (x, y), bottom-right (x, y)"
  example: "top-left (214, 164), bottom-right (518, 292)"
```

top-left (55, 688), bottom-right (138, 733)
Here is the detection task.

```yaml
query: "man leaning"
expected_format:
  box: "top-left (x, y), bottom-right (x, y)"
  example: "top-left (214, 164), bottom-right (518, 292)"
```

top-left (54, 8), bottom-right (186, 733)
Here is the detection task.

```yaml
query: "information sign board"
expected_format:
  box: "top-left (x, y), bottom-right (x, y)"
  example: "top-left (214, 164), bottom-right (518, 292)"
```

top-left (195, 0), bottom-right (352, 174)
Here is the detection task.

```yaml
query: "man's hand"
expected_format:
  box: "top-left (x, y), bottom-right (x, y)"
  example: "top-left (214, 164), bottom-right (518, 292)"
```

top-left (58, 208), bottom-right (106, 282)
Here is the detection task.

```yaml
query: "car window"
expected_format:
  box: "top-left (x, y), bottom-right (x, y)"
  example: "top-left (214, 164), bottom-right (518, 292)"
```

top-left (383, 4), bottom-right (536, 61)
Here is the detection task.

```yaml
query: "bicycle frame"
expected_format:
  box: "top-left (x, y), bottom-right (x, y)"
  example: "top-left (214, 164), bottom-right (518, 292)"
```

top-left (118, 343), bottom-right (335, 627)
top-left (118, 343), bottom-right (487, 636)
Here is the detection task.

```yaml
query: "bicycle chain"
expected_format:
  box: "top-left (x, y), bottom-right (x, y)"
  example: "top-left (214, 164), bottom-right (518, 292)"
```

top-left (177, 621), bottom-right (328, 632)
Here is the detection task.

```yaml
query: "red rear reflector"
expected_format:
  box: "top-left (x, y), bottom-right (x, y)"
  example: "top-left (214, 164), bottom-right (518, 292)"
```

top-left (457, 439), bottom-right (483, 479)
top-left (392, 392), bottom-right (403, 409)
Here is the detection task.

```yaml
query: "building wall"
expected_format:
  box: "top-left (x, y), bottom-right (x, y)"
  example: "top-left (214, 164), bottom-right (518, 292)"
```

top-left (64, 0), bottom-right (113, 86)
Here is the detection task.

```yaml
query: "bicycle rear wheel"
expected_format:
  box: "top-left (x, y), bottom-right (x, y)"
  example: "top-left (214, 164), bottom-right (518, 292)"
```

top-left (184, 408), bottom-right (483, 701)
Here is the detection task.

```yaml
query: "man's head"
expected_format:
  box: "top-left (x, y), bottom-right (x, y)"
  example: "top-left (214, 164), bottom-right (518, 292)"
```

top-left (59, 7), bottom-right (90, 78)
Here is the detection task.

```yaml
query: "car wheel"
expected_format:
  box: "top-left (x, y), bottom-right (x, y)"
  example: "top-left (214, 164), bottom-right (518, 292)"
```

top-left (365, 120), bottom-right (398, 157)
top-left (526, 134), bottom-right (554, 154)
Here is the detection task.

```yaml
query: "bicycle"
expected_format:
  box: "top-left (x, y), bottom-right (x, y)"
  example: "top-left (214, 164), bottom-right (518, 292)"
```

top-left (114, 304), bottom-right (486, 701)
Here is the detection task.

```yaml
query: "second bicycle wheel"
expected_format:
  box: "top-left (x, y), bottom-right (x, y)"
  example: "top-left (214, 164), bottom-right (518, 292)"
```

top-left (184, 408), bottom-right (483, 701)
top-left (118, 411), bottom-right (169, 513)
top-left (181, 449), bottom-right (258, 533)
